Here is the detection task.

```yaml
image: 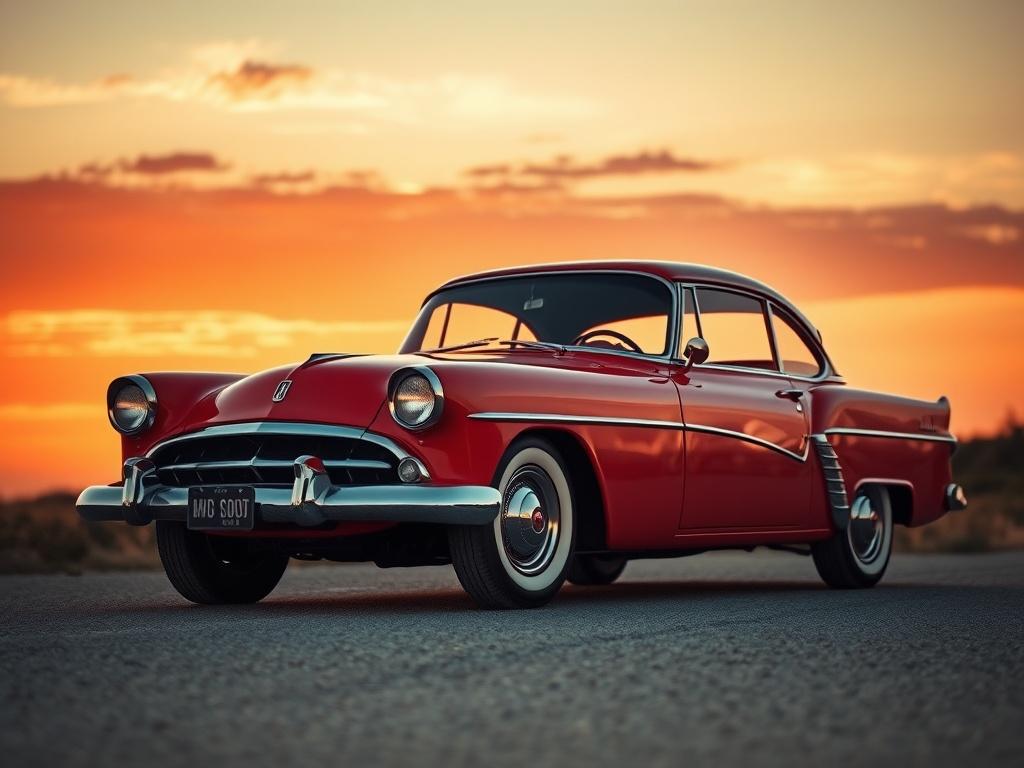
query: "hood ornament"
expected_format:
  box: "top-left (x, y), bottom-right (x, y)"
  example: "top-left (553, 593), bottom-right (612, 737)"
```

top-left (272, 380), bottom-right (292, 403)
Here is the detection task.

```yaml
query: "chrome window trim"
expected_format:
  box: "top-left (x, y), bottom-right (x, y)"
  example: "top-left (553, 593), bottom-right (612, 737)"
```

top-left (679, 282), bottom-right (835, 382)
top-left (766, 300), bottom-right (827, 379)
top-left (468, 412), bottom-right (808, 462)
top-left (144, 421), bottom-right (416, 462)
top-left (823, 427), bottom-right (957, 445)
top-left (408, 269), bottom-right (681, 365)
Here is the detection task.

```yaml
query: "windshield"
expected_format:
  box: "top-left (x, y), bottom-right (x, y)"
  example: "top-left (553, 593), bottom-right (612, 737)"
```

top-left (400, 273), bottom-right (674, 356)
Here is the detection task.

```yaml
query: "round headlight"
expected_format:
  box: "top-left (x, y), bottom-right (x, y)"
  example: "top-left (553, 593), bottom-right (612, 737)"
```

top-left (388, 368), bottom-right (443, 430)
top-left (107, 376), bottom-right (157, 436)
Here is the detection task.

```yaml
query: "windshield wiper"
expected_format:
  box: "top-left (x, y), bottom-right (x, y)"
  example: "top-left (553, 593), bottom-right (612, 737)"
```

top-left (418, 337), bottom-right (567, 355)
top-left (497, 339), bottom-right (566, 354)
top-left (418, 337), bottom-right (499, 354)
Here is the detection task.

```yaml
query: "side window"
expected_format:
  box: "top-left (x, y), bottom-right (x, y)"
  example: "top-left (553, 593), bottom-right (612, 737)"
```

top-left (694, 288), bottom-right (775, 370)
top-left (771, 308), bottom-right (822, 377)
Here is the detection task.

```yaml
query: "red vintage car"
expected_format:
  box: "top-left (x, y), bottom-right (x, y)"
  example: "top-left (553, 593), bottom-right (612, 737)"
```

top-left (77, 261), bottom-right (967, 608)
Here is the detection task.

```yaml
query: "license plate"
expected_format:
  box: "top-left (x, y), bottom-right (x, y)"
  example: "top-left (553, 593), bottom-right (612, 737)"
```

top-left (187, 486), bottom-right (256, 531)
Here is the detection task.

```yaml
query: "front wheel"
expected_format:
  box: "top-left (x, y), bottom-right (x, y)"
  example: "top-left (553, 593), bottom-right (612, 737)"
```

top-left (811, 485), bottom-right (893, 589)
top-left (156, 521), bottom-right (289, 604)
top-left (449, 437), bottom-right (576, 609)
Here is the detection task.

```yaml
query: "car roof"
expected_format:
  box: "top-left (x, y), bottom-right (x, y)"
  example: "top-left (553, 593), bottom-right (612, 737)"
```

top-left (436, 259), bottom-right (817, 331)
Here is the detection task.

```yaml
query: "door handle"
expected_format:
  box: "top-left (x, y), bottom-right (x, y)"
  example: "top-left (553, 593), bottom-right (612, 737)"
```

top-left (775, 388), bottom-right (804, 401)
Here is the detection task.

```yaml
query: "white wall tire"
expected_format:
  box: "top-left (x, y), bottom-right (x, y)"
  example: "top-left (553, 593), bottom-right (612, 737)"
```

top-left (448, 437), bottom-right (576, 608)
top-left (812, 485), bottom-right (893, 588)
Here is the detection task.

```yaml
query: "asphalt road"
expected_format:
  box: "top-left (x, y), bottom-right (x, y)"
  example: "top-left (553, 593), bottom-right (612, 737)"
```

top-left (2, 551), bottom-right (1023, 768)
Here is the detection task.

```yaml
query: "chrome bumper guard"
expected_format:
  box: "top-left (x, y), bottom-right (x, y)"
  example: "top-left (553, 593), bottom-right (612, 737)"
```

top-left (76, 455), bottom-right (501, 528)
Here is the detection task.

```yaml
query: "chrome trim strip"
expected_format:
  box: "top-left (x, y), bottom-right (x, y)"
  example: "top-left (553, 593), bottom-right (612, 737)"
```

top-left (144, 421), bottom-right (416, 462)
top-left (684, 423), bottom-right (809, 462)
top-left (823, 427), bottom-right (957, 445)
top-left (468, 412), bottom-right (808, 462)
top-left (469, 412), bottom-right (686, 430)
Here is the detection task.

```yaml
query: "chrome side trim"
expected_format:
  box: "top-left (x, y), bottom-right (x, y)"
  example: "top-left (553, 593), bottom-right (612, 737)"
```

top-left (823, 427), bottom-right (957, 445)
top-left (468, 412), bottom-right (686, 430)
top-left (145, 421), bottom-right (416, 462)
top-left (468, 412), bottom-right (808, 462)
top-left (812, 435), bottom-right (850, 531)
top-left (683, 423), bottom-right (808, 462)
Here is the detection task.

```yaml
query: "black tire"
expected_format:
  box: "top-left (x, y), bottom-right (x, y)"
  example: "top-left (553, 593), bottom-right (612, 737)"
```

top-left (156, 521), bottom-right (289, 604)
top-left (449, 436), bottom-right (577, 609)
top-left (812, 485), bottom-right (893, 589)
top-left (567, 555), bottom-right (627, 586)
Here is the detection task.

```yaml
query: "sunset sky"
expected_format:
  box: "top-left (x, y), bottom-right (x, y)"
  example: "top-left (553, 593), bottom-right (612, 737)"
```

top-left (1, 0), bottom-right (1022, 497)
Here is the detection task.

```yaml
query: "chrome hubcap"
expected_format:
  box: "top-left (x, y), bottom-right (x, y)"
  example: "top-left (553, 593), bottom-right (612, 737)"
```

top-left (500, 466), bottom-right (560, 575)
top-left (847, 494), bottom-right (884, 564)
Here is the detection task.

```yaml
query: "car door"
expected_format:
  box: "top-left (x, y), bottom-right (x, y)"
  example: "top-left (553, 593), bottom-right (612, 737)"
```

top-left (671, 286), bottom-right (814, 530)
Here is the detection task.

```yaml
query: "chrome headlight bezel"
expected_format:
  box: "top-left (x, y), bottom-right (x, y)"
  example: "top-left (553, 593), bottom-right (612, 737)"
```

top-left (106, 375), bottom-right (158, 436)
top-left (387, 367), bottom-right (444, 431)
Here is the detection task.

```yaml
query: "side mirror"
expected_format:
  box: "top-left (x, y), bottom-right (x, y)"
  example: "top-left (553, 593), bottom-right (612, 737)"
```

top-left (679, 337), bottom-right (709, 372)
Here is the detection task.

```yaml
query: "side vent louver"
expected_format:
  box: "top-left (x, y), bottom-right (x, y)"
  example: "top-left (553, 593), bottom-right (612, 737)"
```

top-left (812, 435), bottom-right (850, 531)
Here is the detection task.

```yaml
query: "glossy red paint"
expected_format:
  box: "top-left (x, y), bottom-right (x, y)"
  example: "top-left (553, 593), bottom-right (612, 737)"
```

top-left (105, 261), bottom-right (957, 551)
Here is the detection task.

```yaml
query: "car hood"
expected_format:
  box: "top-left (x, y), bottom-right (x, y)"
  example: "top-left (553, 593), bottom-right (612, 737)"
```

top-left (192, 354), bottom-right (423, 430)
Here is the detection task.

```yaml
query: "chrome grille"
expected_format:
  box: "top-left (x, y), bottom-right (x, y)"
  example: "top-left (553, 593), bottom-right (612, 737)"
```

top-left (149, 425), bottom-right (401, 487)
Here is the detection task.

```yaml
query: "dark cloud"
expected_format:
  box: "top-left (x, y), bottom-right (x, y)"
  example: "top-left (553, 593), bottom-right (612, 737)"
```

top-left (251, 170), bottom-right (316, 186)
top-left (466, 150), bottom-right (729, 184)
top-left (120, 152), bottom-right (228, 175)
top-left (208, 60), bottom-right (313, 100)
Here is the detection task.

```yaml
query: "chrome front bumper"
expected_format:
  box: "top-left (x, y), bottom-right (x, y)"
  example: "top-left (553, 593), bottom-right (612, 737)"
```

top-left (76, 455), bottom-right (501, 528)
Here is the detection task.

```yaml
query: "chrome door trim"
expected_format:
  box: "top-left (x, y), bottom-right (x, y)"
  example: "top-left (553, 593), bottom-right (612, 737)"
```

top-left (684, 423), bottom-right (808, 462)
top-left (145, 421), bottom-right (415, 462)
top-left (468, 412), bottom-right (808, 462)
top-left (823, 427), bottom-right (957, 445)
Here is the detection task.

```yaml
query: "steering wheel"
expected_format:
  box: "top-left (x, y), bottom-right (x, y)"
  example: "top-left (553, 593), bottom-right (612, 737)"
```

top-left (571, 329), bottom-right (644, 353)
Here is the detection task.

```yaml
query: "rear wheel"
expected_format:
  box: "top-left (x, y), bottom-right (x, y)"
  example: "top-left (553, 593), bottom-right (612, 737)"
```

top-left (449, 437), bottom-right (576, 609)
top-left (156, 521), bottom-right (289, 604)
top-left (811, 485), bottom-right (892, 589)
top-left (567, 555), bottom-right (627, 585)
